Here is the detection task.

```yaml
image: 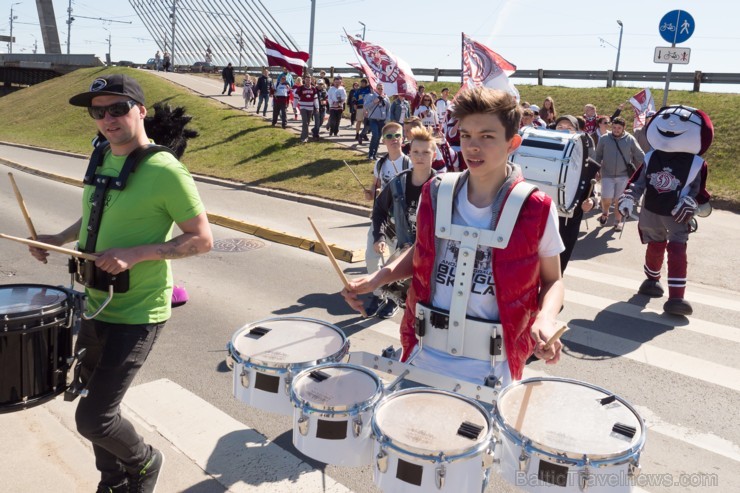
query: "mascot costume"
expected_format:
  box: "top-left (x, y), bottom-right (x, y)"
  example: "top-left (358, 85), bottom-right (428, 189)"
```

top-left (618, 105), bottom-right (713, 316)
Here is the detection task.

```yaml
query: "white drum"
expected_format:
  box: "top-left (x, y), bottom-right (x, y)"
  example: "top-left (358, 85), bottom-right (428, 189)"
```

top-left (493, 377), bottom-right (645, 493)
top-left (290, 363), bottom-right (383, 466)
top-left (227, 317), bottom-right (349, 416)
top-left (371, 388), bottom-right (494, 493)
top-left (510, 128), bottom-right (585, 217)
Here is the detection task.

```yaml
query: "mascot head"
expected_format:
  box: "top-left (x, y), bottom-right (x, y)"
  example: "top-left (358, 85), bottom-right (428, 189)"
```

top-left (645, 105), bottom-right (714, 156)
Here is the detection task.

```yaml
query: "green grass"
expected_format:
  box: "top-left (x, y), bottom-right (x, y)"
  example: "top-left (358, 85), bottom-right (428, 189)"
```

top-left (1, 67), bottom-right (738, 208)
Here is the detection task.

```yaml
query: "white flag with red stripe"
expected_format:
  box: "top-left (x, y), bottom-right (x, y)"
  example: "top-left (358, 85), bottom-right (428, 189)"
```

top-left (461, 33), bottom-right (519, 100)
top-left (344, 32), bottom-right (417, 98)
top-left (264, 37), bottom-right (309, 75)
top-left (629, 88), bottom-right (656, 130)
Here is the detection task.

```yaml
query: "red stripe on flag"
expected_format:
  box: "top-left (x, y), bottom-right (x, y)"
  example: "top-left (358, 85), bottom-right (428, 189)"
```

top-left (264, 37), bottom-right (309, 74)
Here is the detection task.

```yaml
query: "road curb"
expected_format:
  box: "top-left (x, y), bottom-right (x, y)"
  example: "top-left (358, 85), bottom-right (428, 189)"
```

top-left (0, 155), bottom-right (365, 264)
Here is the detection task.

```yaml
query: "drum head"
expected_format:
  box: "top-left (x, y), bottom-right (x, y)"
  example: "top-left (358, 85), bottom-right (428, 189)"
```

top-left (231, 317), bottom-right (346, 367)
top-left (292, 364), bottom-right (381, 412)
top-left (497, 379), bottom-right (643, 459)
top-left (374, 389), bottom-right (490, 457)
top-left (0, 284), bottom-right (69, 325)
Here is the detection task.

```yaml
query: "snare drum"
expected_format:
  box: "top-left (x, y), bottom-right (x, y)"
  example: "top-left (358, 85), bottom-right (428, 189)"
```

top-left (371, 388), bottom-right (494, 492)
top-left (493, 377), bottom-right (645, 493)
top-left (290, 363), bottom-right (383, 465)
top-left (511, 128), bottom-right (585, 217)
top-left (227, 317), bottom-right (349, 416)
top-left (0, 284), bottom-right (75, 413)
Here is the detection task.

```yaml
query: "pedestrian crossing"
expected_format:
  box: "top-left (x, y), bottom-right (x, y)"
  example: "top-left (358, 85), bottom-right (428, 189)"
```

top-left (354, 255), bottom-right (740, 492)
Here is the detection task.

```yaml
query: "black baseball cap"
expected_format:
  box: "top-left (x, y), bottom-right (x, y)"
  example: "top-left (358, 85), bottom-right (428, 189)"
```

top-left (69, 74), bottom-right (146, 107)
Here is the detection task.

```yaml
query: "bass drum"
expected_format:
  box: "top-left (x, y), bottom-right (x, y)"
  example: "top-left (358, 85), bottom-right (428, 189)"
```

top-left (511, 128), bottom-right (585, 217)
top-left (0, 284), bottom-right (75, 413)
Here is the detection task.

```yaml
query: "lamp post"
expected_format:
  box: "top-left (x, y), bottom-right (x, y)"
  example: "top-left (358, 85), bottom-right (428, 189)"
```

top-left (358, 21), bottom-right (366, 40)
top-left (9, 3), bottom-right (21, 54)
top-left (615, 20), bottom-right (623, 86)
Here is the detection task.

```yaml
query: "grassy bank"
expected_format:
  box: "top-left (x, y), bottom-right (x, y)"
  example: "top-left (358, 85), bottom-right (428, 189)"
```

top-left (0, 67), bottom-right (737, 208)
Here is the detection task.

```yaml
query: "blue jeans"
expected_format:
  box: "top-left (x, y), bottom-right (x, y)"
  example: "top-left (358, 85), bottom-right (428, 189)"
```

top-left (74, 319), bottom-right (164, 486)
top-left (256, 93), bottom-right (270, 116)
top-left (368, 119), bottom-right (384, 158)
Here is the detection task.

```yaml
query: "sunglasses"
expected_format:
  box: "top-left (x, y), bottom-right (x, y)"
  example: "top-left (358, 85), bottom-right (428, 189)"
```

top-left (88, 100), bottom-right (138, 120)
top-left (383, 133), bottom-right (402, 140)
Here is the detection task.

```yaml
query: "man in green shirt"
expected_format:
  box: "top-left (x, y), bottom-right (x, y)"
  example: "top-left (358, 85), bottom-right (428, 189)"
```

top-left (29, 73), bottom-right (213, 493)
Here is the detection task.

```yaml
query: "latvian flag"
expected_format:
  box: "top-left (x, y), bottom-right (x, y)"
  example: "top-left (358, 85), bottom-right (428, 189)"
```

top-left (264, 37), bottom-right (309, 75)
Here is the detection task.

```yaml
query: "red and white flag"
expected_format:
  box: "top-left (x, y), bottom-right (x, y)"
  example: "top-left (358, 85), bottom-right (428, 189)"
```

top-left (344, 33), bottom-right (417, 99)
top-left (264, 37), bottom-right (309, 75)
top-left (629, 88), bottom-right (656, 130)
top-left (461, 33), bottom-right (519, 101)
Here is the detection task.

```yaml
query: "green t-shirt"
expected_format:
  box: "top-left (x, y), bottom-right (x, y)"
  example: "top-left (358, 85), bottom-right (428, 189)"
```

top-left (79, 149), bottom-right (205, 324)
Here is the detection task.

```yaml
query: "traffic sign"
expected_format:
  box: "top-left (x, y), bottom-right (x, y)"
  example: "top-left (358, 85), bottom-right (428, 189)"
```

top-left (0, 35), bottom-right (15, 43)
top-left (659, 10), bottom-right (695, 44)
top-left (654, 47), bottom-right (691, 65)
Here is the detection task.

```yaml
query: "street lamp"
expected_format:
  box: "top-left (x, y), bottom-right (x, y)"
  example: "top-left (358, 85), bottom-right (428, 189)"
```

top-left (358, 21), bottom-right (366, 40)
top-left (9, 2), bottom-right (21, 54)
top-left (615, 20), bottom-right (624, 85)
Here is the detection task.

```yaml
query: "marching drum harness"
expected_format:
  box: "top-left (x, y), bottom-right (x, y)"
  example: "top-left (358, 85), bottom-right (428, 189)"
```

top-left (70, 142), bottom-right (176, 319)
top-left (413, 173), bottom-right (537, 381)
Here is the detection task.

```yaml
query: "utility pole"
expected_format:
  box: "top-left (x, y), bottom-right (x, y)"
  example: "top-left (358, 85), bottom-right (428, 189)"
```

top-left (64, 2), bottom-right (131, 56)
top-left (170, 0), bottom-right (177, 67)
top-left (9, 3), bottom-right (20, 54)
top-left (236, 28), bottom-right (244, 71)
top-left (615, 20), bottom-right (624, 87)
top-left (308, 0), bottom-right (316, 70)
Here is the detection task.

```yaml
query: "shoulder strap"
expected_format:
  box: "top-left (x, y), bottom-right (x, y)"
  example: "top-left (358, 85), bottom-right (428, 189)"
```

top-left (83, 142), bottom-right (111, 185)
top-left (110, 144), bottom-right (177, 191)
top-left (401, 155), bottom-right (411, 171)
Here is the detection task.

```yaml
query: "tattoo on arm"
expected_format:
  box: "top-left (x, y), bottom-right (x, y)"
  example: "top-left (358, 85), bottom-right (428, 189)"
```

top-left (156, 236), bottom-right (199, 259)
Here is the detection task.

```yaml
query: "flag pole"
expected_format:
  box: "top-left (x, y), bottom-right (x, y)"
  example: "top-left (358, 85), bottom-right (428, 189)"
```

top-left (460, 32), bottom-right (465, 87)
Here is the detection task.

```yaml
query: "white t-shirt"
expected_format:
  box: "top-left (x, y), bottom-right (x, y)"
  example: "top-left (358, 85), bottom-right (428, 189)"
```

top-left (413, 104), bottom-right (438, 128)
top-left (373, 155), bottom-right (413, 189)
top-left (409, 180), bottom-right (564, 385)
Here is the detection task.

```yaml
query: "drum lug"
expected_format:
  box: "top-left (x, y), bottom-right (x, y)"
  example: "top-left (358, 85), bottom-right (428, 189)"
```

top-left (298, 414), bottom-right (309, 436)
top-left (284, 374), bottom-right (293, 396)
top-left (435, 463), bottom-right (446, 490)
top-left (225, 354), bottom-right (234, 371)
top-left (376, 448), bottom-right (388, 473)
top-left (352, 415), bottom-right (363, 438)
top-left (482, 439), bottom-right (497, 468)
top-left (629, 460), bottom-right (641, 478)
top-left (579, 461), bottom-right (592, 492)
top-left (240, 369), bottom-right (250, 388)
top-left (518, 449), bottom-right (530, 473)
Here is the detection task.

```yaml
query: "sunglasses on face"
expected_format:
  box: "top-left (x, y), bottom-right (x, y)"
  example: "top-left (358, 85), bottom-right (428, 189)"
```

top-left (88, 100), bottom-right (138, 120)
top-left (384, 133), bottom-right (402, 140)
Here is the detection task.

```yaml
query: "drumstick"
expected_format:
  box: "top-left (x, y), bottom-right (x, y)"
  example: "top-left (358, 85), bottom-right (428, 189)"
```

top-left (514, 383), bottom-right (534, 431)
top-left (342, 160), bottom-right (370, 194)
top-left (543, 324), bottom-right (569, 351)
top-left (8, 173), bottom-right (39, 239)
top-left (307, 217), bottom-right (367, 318)
top-left (8, 172), bottom-right (47, 264)
top-left (0, 233), bottom-right (97, 261)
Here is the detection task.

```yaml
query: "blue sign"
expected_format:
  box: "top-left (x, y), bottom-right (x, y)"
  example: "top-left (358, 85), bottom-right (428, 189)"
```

top-left (659, 10), bottom-right (695, 44)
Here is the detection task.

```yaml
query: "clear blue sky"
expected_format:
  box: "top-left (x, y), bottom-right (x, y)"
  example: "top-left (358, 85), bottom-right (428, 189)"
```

top-left (3, 0), bottom-right (738, 93)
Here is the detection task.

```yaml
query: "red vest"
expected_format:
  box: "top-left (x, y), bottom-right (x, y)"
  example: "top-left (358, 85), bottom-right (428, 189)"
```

top-left (399, 174), bottom-right (552, 380)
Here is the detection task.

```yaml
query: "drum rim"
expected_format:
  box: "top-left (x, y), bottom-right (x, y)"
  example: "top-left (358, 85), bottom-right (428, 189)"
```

top-left (493, 377), bottom-right (646, 466)
top-left (0, 283), bottom-right (72, 326)
top-left (371, 388), bottom-right (493, 462)
top-left (229, 316), bottom-right (349, 369)
top-left (290, 363), bottom-right (383, 415)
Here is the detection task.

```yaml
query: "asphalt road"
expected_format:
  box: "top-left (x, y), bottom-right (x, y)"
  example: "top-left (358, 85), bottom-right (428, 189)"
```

top-left (1, 104), bottom-right (738, 492)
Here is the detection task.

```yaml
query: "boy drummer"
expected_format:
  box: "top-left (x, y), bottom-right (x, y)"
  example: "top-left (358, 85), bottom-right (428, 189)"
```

top-left (342, 87), bottom-right (564, 387)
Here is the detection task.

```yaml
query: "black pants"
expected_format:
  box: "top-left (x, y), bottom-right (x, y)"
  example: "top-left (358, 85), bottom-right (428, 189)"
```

top-left (223, 80), bottom-right (233, 95)
top-left (328, 108), bottom-right (343, 135)
top-left (558, 208), bottom-right (584, 273)
top-left (272, 96), bottom-right (288, 128)
top-left (75, 318), bottom-right (164, 486)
